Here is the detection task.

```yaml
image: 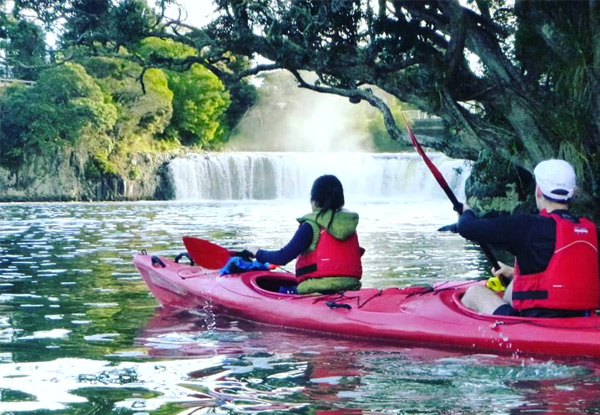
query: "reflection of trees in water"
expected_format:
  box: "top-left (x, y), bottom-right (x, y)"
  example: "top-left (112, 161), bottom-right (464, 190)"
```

top-left (139, 307), bottom-right (600, 414)
top-left (0, 203), bottom-right (159, 362)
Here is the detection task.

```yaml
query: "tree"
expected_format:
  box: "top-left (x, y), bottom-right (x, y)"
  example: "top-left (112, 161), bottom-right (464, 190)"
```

top-left (82, 54), bottom-right (174, 162)
top-left (2, 0), bottom-right (598, 212)
top-left (61, 0), bottom-right (156, 50)
top-left (0, 62), bottom-right (117, 170)
top-left (136, 37), bottom-right (230, 147)
top-left (0, 0), bottom-right (257, 146)
top-left (0, 15), bottom-right (47, 79)
top-left (166, 63), bottom-right (230, 146)
top-left (174, 0), bottom-right (598, 211)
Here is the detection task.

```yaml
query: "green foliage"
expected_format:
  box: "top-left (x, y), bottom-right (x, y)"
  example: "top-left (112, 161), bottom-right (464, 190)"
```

top-left (137, 37), bottom-right (231, 148)
top-left (0, 18), bottom-right (46, 79)
top-left (165, 63), bottom-right (230, 146)
top-left (137, 36), bottom-right (196, 60)
top-left (224, 80), bottom-right (258, 134)
top-left (514, 1), bottom-right (597, 154)
top-left (61, 0), bottom-right (112, 46)
top-left (0, 62), bottom-right (117, 169)
top-left (62, 0), bottom-right (156, 50)
top-left (84, 154), bottom-right (118, 180)
top-left (364, 96), bottom-right (414, 152)
top-left (128, 167), bottom-right (140, 180)
top-left (82, 55), bottom-right (173, 146)
top-left (112, 0), bottom-right (156, 47)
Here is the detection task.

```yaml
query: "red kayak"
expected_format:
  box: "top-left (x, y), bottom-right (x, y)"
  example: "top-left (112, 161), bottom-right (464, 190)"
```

top-left (133, 252), bottom-right (600, 359)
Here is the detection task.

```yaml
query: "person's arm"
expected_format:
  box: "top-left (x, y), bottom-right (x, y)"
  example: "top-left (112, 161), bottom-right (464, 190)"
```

top-left (255, 222), bottom-right (313, 265)
top-left (457, 208), bottom-right (519, 246)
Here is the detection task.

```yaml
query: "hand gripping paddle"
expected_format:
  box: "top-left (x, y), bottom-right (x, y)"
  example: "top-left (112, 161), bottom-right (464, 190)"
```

top-left (182, 236), bottom-right (257, 270)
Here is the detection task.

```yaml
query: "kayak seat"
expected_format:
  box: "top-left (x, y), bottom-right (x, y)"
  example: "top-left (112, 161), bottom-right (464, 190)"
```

top-left (255, 275), bottom-right (298, 293)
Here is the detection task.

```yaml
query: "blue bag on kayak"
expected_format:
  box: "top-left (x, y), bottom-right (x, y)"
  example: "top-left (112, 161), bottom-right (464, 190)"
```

top-left (219, 256), bottom-right (271, 275)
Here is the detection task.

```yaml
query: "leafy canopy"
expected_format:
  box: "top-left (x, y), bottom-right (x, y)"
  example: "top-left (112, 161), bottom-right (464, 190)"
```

top-left (0, 62), bottom-right (117, 168)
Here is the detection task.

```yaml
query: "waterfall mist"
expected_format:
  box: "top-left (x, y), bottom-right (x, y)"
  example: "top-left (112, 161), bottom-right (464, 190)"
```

top-left (226, 72), bottom-right (376, 152)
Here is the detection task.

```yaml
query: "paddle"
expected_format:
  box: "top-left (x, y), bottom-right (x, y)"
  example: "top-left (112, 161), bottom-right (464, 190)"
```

top-left (182, 236), bottom-right (234, 269)
top-left (399, 111), bottom-right (501, 272)
top-left (182, 236), bottom-right (255, 269)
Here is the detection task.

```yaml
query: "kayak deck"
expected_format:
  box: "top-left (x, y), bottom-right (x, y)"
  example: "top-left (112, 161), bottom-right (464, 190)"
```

top-left (134, 253), bottom-right (600, 359)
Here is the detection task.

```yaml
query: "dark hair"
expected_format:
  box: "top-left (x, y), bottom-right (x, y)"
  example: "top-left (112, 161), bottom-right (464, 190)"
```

top-left (541, 193), bottom-right (572, 205)
top-left (311, 175), bottom-right (345, 228)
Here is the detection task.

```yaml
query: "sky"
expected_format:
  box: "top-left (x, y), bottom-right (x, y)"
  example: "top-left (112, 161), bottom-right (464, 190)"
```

top-left (166, 1), bottom-right (217, 27)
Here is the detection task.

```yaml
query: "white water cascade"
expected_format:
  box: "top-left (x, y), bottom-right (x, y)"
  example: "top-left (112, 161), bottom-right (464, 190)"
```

top-left (169, 152), bottom-right (471, 201)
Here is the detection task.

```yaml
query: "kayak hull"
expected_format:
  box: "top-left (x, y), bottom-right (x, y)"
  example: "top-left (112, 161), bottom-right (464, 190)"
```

top-left (134, 253), bottom-right (600, 359)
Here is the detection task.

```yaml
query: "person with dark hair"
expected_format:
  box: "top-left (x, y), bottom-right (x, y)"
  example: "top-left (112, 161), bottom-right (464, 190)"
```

top-left (457, 159), bottom-right (599, 317)
top-left (249, 174), bottom-right (364, 295)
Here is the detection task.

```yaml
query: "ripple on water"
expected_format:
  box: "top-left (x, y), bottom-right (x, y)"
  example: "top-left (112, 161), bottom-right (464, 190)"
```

top-left (19, 329), bottom-right (71, 340)
top-left (84, 333), bottom-right (120, 342)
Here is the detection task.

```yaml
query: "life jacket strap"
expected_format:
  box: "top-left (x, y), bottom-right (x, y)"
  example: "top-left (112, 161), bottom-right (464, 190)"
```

top-left (296, 263), bottom-right (317, 277)
top-left (512, 290), bottom-right (548, 300)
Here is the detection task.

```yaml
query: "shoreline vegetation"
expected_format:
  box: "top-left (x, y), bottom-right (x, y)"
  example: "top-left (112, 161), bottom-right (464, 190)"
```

top-left (0, 1), bottom-right (598, 222)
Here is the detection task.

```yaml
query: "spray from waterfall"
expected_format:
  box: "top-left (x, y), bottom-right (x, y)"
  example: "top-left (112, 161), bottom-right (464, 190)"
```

top-left (226, 71), bottom-right (376, 152)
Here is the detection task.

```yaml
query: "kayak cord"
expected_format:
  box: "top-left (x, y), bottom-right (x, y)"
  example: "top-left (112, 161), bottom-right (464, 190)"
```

top-left (313, 290), bottom-right (383, 309)
top-left (326, 301), bottom-right (352, 310)
top-left (399, 111), bottom-right (500, 272)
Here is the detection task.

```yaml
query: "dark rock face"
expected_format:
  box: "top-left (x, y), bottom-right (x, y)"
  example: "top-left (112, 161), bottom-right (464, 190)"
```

top-left (0, 149), bottom-right (178, 202)
top-left (465, 150), bottom-right (536, 216)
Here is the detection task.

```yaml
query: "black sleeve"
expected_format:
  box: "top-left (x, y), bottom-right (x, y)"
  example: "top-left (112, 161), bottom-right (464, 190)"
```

top-left (457, 210), bottom-right (556, 274)
top-left (255, 222), bottom-right (314, 265)
top-left (457, 210), bottom-right (544, 253)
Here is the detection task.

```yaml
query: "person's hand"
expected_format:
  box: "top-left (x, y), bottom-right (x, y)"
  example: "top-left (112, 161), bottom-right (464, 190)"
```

top-left (492, 261), bottom-right (514, 280)
top-left (246, 246), bottom-right (260, 257)
top-left (485, 261), bottom-right (513, 292)
top-left (456, 203), bottom-right (470, 217)
top-left (437, 223), bottom-right (458, 233)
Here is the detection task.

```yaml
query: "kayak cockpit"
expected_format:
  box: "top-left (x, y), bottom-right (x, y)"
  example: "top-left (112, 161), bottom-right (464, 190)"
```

top-left (450, 288), bottom-right (600, 327)
top-left (250, 272), bottom-right (299, 294)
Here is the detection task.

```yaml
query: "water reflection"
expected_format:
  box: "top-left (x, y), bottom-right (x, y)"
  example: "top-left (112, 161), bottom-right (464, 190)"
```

top-left (135, 308), bottom-right (600, 415)
top-left (3, 305), bottom-right (598, 414)
top-left (0, 201), bottom-right (598, 414)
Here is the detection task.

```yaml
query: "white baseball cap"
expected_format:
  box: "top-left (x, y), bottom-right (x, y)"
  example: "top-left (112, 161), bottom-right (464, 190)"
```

top-left (533, 159), bottom-right (576, 201)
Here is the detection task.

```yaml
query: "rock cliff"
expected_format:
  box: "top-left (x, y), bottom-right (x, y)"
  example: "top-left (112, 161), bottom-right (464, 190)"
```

top-left (0, 147), bottom-right (177, 202)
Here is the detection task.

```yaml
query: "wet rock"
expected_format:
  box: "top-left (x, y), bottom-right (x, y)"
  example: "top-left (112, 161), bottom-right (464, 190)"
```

top-left (0, 149), bottom-right (180, 202)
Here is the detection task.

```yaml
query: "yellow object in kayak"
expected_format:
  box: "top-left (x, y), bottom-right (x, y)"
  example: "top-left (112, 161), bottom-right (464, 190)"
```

top-left (486, 276), bottom-right (506, 292)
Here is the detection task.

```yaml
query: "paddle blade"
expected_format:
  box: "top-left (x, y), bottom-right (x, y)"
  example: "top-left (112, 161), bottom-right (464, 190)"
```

top-left (182, 236), bottom-right (231, 269)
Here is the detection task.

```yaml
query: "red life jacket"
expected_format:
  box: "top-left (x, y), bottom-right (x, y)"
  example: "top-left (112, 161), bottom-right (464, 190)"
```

top-left (295, 229), bottom-right (363, 282)
top-left (512, 209), bottom-right (599, 311)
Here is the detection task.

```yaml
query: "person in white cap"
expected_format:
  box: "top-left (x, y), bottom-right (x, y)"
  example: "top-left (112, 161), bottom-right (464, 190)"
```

top-left (457, 159), bottom-right (599, 317)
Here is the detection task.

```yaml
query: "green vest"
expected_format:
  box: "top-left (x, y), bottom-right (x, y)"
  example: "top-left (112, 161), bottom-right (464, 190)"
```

top-left (295, 208), bottom-right (362, 294)
top-left (297, 209), bottom-right (359, 252)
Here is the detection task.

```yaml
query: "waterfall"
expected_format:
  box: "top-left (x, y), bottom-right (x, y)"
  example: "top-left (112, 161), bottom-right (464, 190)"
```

top-left (169, 152), bottom-right (471, 201)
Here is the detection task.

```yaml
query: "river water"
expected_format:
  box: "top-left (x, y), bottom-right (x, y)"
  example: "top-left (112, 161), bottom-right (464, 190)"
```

top-left (2, 152), bottom-right (600, 414)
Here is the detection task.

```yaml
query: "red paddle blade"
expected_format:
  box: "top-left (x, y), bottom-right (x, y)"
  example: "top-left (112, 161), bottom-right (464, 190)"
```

top-left (182, 236), bottom-right (231, 269)
top-left (400, 111), bottom-right (461, 211)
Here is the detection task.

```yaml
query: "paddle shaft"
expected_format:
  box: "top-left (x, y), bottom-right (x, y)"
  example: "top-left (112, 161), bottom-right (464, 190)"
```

top-left (400, 112), bottom-right (500, 271)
